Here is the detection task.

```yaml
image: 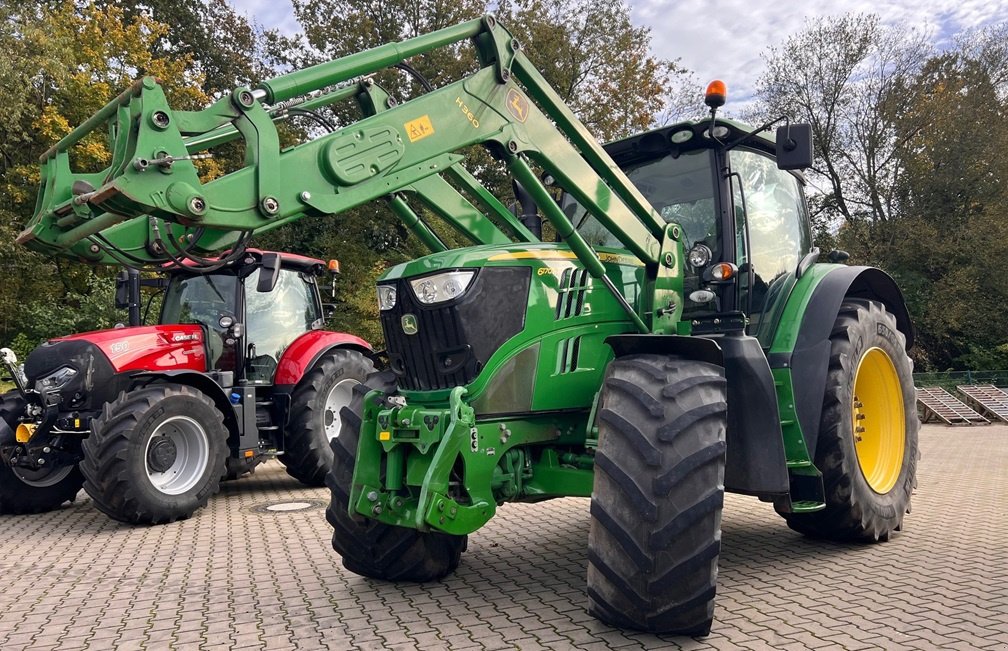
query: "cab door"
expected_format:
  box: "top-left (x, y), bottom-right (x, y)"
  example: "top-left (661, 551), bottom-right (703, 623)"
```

top-left (728, 148), bottom-right (813, 346)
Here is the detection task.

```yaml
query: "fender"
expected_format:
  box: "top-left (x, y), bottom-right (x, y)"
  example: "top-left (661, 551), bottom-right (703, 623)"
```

top-left (129, 370), bottom-right (239, 442)
top-left (769, 265), bottom-right (913, 459)
top-left (273, 330), bottom-right (373, 388)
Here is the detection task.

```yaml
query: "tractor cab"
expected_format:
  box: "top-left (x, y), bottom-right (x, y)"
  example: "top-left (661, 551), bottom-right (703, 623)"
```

top-left (158, 250), bottom-right (328, 384)
top-left (569, 116), bottom-right (814, 344)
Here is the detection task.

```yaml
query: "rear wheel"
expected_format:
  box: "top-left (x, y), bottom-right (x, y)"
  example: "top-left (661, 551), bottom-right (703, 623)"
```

top-left (588, 355), bottom-right (727, 635)
top-left (781, 299), bottom-right (918, 541)
top-left (326, 370), bottom-right (466, 581)
top-left (281, 348), bottom-right (375, 486)
top-left (0, 391), bottom-right (83, 514)
top-left (82, 384), bottom-right (227, 524)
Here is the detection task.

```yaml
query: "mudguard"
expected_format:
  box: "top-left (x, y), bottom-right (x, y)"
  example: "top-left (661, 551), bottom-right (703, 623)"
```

top-left (273, 330), bottom-right (373, 388)
top-left (768, 266), bottom-right (913, 459)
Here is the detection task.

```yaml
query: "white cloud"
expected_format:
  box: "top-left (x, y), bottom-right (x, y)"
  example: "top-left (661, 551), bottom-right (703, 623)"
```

top-left (628, 0), bottom-right (1008, 106)
top-left (227, 0), bottom-right (1006, 110)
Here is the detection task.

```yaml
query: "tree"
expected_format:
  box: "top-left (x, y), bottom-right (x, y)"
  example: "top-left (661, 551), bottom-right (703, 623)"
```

top-left (885, 30), bottom-right (1008, 369)
top-left (0, 1), bottom-right (207, 347)
top-left (754, 14), bottom-right (932, 256)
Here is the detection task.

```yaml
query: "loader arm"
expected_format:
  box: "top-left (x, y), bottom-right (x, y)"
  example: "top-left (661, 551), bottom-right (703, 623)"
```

top-left (24, 17), bottom-right (664, 295)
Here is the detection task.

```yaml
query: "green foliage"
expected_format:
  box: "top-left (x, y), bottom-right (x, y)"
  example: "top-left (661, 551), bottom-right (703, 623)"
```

top-left (0, 1), bottom-right (208, 348)
top-left (755, 15), bottom-right (1008, 370)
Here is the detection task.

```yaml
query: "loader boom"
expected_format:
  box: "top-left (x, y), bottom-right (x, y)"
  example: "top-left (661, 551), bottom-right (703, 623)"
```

top-left (26, 17), bottom-right (663, 298)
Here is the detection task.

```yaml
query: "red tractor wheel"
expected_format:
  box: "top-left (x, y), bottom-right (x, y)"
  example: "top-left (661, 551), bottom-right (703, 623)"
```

top-left (281, 348), bottom-right (376, 486)
top-left (82, 383), bottom-right (227, 524)
top-left (0, 391), bottom-right (84, 514)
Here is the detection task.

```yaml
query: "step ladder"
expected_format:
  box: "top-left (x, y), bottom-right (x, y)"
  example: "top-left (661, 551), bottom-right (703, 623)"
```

top-left (956, 384), bottom-right (1008, 423)
top-left (916, 386), bottom-right (989, 425)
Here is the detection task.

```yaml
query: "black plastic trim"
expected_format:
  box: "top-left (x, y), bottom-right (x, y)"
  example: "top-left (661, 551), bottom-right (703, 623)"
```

top-left (605, 334), bottom-right (723, 366)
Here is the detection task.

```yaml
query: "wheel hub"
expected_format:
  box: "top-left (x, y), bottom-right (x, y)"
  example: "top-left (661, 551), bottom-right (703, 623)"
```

top-left (147, 437), bottom-right (178, 473)
top-left (852, 347), bottom-right (906, 494)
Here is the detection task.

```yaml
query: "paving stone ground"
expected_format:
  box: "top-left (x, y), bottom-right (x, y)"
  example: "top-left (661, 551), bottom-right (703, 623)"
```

top-left (0, 423), bottom-right (1005, 650)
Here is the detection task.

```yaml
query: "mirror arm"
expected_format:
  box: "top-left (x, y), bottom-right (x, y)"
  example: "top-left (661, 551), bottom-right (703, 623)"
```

top-left (721, 114), bottom-right (789, 152)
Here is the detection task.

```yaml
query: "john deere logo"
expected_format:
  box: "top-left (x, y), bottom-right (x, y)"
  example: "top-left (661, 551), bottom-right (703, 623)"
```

top-left (506, 89), bottom-right (529, 123)
top-left (401, 314), bottom-right (418, 335)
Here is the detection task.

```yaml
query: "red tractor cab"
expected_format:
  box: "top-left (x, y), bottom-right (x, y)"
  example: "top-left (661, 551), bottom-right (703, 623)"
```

top-left (0, 250), bottom-right (376, 524)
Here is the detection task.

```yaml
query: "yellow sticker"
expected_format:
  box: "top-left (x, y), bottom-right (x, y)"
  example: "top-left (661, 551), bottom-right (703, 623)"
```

top-left (379, 431), bottom-right (391, 441)
top-left (404, 115), bottom-right (434, 143)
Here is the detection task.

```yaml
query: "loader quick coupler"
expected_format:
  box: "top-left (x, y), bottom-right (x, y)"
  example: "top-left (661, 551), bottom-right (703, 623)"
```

top-left (351, 386), bottom-right (495, 536)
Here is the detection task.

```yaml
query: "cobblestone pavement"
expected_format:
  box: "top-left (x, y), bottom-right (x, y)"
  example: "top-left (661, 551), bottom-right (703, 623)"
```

top-left (0, 424), bottom-right (1005, 650)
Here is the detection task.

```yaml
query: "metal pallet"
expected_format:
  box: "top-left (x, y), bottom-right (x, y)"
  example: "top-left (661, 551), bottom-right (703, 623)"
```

top-left (957, 384), bottom-right (1008, 423)
top-left (916, 386), bottom-right (989, 425)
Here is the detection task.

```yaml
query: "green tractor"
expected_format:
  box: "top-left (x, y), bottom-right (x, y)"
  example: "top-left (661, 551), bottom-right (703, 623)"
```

top-left (22, 17), bottom-right (917, 634)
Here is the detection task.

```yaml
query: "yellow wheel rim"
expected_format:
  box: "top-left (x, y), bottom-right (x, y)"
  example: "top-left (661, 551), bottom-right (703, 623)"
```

top-left (851, 347), bottom-right (905, 493)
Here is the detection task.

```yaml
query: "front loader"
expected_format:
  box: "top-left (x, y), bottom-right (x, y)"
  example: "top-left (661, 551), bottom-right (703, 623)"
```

top-left (21, 16), bottom-right (919, 634)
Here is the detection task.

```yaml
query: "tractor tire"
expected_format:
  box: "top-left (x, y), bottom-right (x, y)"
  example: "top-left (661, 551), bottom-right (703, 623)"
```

top-left (281, 348), bottom-right (376, 486)
top-left (326, 370), bottom-right (467, 582)
top-left (780, 299), bottom-right (919, 541)
top-left (588, 355), bottom-right (727, 636)
top-left (81, 384), bottom-right (228, 525)
top-left (0, 391), bottom-right (84, 514)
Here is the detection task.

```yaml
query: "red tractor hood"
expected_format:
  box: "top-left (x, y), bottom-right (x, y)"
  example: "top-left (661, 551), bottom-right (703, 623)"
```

top-left (54, 325), bottom-right (207, 373)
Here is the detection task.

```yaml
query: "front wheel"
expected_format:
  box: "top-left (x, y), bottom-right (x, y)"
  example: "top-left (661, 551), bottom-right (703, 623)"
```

top-left (781, 299), bottom-right (919, 541)
top-left (0, 391), bottom-right (83, 514)
top-left (281, 348), bottom-right (376, 486)
top-left (588, 355), bottom-right (727, 635)
top-left (326, 370), bottom-right (466, 582)
top-left (82, 384), bottom-right (227, 524)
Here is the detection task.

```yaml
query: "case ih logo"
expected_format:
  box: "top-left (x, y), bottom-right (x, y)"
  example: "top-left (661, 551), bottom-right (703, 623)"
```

top-left (172, 333), bottom-right (200, 342)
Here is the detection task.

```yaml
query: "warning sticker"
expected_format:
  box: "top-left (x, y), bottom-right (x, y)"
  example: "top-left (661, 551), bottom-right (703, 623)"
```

top-left (404, 115), bottom-right (435, 142)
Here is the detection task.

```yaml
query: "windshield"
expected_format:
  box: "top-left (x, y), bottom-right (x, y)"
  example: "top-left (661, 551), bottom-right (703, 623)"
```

top-left (568, 149), bottom-right (718, 252)
top-left (161, 273), bottom-right (238, 369)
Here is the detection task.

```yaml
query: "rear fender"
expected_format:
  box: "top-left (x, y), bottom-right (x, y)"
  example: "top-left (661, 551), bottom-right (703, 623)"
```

top-left (770, 265), bottom-right (913, 459)
top-left (273, 331), bottom-right (373, 389)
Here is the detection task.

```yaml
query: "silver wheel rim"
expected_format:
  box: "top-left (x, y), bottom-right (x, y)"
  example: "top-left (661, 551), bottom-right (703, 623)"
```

top-left (324, 379), bottom-right (359, 442)
top-left (144, 415), bottom-right (210, 495)
top-left (14, 464), bottom-right (74, 488)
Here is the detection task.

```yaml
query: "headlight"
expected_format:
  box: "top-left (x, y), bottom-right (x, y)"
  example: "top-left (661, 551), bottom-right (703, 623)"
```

top-left (35, 366), bottom-right (77, 394)
top-left (376, 284), bottom-right (397, 311)
top-left (687, 243), bottom-right (713, 269)
top-left (409, 271), bottom-right (476, 305)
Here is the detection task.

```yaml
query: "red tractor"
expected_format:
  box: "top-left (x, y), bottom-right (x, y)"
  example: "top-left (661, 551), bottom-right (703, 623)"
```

top-left (0, 250), bottom-right (376, 524)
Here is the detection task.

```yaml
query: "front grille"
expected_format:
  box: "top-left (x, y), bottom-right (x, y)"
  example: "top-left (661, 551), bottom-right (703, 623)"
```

top-left (381, 267), bottom-right (531, 391)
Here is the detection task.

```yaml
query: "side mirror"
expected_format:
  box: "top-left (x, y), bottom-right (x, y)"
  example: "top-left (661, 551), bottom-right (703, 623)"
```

top-left (257, 252), bottom-right (281, 293)
top-left (114, 270), bottom-right (130, 309)
top-left (776, 123), bottom-right (813, 171)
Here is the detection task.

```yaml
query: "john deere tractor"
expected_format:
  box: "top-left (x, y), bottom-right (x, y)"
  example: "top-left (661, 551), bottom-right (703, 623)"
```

top-left (0, 250), bottom-right (375, 524)
top-left (19, 17), bottom-right (918, 634)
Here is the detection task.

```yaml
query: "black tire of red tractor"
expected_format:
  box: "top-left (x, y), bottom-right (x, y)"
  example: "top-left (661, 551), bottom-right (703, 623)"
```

top-left (326, 370), bottom-right (467, 582)
top-left (0, 391), bottom-right (84, 514)
top-left (281, 348), bottom-right (376, 486)
top-left (81, 384), bottom-right (228, 525)
top-left (588, 355), bottom-right (727, 636)
top-left (780, 299), bottom-right (919, 542)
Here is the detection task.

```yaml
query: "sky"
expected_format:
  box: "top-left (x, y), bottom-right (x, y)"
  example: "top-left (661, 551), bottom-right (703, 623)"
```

top-left (230, 0), bottom-right (1008, 103)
